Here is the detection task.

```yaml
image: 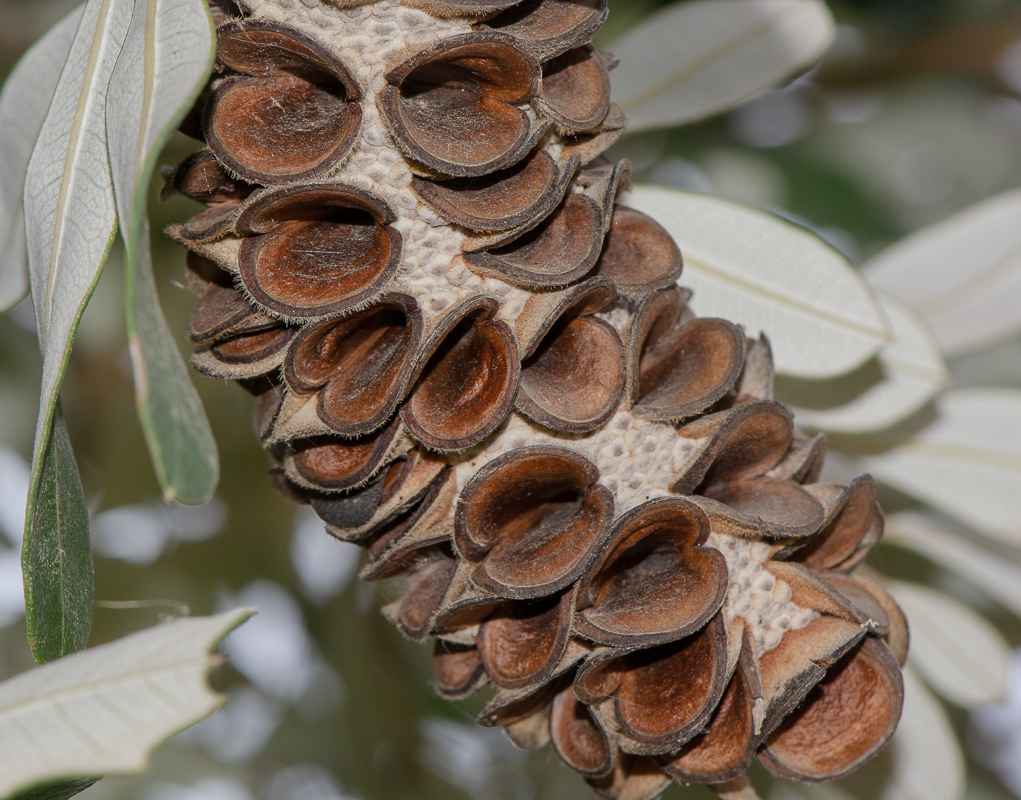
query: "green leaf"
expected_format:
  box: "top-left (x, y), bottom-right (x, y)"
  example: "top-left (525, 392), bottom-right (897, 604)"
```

top-left (609, 0), bottom-right (834, 132)
top-left (0, 609), bottom-right (252, 798)
top-left (21, 405), bottom-right (93, 665)
top-left (0, 5), bottom-right (83, 312)
top-left (626, 185), bottom-right (889, 378)
top-left (776, 291), bottom-right (949, 433)
top-left (21, 0), bottom-right (133, 661)
top-left (127, 228), bottom-right (219, 504)
top-left (24, 0), bottom-right (131, 448)
top-left (106, 0), bottom-right (218, 505)
top-left (10, 779), bottom-right (98, 800)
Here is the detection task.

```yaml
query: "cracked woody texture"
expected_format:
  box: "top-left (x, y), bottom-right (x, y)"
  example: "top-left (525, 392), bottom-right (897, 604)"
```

top-left (165, 1), bottom-right (907, 797)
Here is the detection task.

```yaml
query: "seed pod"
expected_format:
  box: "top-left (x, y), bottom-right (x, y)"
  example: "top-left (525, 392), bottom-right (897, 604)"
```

top-left (171, 2), bottom-right (907, 796)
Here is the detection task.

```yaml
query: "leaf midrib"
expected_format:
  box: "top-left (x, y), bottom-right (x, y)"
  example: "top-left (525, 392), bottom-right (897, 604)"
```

top-left (42, 0), bottom-right (116, 338)
top-left (0, 656), bottom-right (215, 722)
top-left (685, 251), bottom-right (888, 340)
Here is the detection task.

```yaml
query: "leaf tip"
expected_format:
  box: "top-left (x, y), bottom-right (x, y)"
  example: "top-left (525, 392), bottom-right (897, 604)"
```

top-left (214, 606), bottom-right (257, 644)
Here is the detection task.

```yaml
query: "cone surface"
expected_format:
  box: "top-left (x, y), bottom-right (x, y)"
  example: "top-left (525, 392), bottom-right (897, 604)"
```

top-left (172, 2), bottom-right (906, 796)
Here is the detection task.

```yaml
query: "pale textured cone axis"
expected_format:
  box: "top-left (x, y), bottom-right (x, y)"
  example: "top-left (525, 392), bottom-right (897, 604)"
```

top-left (170, 0), bottom-right (907, 796)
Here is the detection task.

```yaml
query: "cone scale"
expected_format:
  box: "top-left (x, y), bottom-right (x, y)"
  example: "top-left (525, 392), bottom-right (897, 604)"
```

top-left (169, 2), bottom-right (907, 796)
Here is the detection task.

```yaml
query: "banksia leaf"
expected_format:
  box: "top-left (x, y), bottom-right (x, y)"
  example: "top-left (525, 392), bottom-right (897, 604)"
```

top-left (21, 0), bottom-right (134, 665)
top-left (0, 609), bottom-right (252, 797)
top-left (626, 186), bottom-right (888, 379)
top-left (609, 0), bottom-right (835, 131)
top-left (169, 1), bottom-right (907, 796)
top-left (106, 0), bottom-right (220, 506)
top-left (0, 6), bottom-right (82, 312)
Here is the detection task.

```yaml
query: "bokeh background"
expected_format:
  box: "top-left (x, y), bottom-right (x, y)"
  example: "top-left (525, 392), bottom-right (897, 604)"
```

top-left (4, 1), bottom-right (1021, 798)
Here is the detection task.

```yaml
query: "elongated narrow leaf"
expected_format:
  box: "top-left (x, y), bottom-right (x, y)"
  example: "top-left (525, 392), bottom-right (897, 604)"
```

top-left (0, 609), bottom-right (252, 798)
top-left (879, 667), bottom-right (965, 800)
top-left (609, 0), bottom-right (834, 131)
top-left (885, 511), bottom-right (1021, 618)
top-left (889, 581), bottom-right (1008, 708)
top-left (128, 228), bottom-right (218, 504)
top-left (776, 292), bottom-right (948, 432)
top-left (834, 389), bottom-right (1021, 546)
top-left (863, 190), bottom-right (1021, 357)
top-left (25, 0), bottom-right (130, 436)
top-left (626, 185), bottom-right (889, 378)
top-left (21, 0), bottom-right (133, 661)
top-left (0, 6), bottom-right (84, 312)
top-left (106, 0), bottom-right (218, 504)
top-left (10, 779), bottom-right (98, 800)
top-left (21, 406), bottom-right (92, 665)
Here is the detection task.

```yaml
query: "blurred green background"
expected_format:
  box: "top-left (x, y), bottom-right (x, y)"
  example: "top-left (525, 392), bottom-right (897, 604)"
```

top-left (4, 1), bottom-right (1021, 799)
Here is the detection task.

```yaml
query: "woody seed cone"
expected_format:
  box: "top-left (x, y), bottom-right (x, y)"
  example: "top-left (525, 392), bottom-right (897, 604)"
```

top-left (167, 1), bottom-right (908, 797)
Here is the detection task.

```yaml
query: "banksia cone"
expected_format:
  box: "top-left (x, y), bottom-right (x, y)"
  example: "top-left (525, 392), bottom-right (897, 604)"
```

top-left (168, 1), bottom-right (907, 797)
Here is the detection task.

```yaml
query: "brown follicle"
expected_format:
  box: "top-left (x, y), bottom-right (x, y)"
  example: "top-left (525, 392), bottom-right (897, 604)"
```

top-left (186, 259), bottom-right (264, 345)
top-left (454, 447), bottom-right (614, 598)
top-left (286, 424), bottom-right (399, 492)
top-left (674, 401), bottom-right (796, 494)
top-left (284, 294), bottom-right (422, 435)
top-left (477, 590), bottom-right (573, 689)
top-left (193, 322), bottom-right (295, 380)
top-left (412, 149), bottom-right (577, 232)
top-left (362, 469), bottom-right (457, 573)
top-left (383, 546), bottom-right (459, 641)
top-left (162, 148), bottom-right (254, 206)
top-left (765, 562), bottom-right (880, 630)
top-left (697, 478), bottom-right (826, 540)
top-left (433, 640), bottom-right (488, 699)
top-left (321, 451), bottom-right (450, 544)
top-left (592, 206), bottom-right (683, 298)
top-left (574, 498), bottom-right (726, 648)
top-left (234, 183), bottom-right (402, 320)
top-left (561, 103), bottom-right (628, 165)
top-left (580, 614), bottom-right (729, 754)
top-left (514, 275), bottom-right (617, 353)
top-left (402, 301), bottom-right (520, 450)
top-left (535, 46), bottom-right (612, 134)
top-left (379, 32), bottom-right (542, 176)
top-left (767, 428), bottom-right (827, 484)
top-left (760, 637), bottom-right (903, 782)
top-left (550, 684), bottom-right (615, 777)
top-left (208, 0), bottom-right (249, 23)
top-left (480, 0), bottom-right (609, 61)
top-left (852, 576), bottom-right (910, 666)
top-left (662, 656), bottom-right (759, 784)
top-left (631, 307), bottom-right (746, 422)
top-left (755, 614), bottom-right (866, 737)
top-left (205, 20), bottom-right (363, 183)
top-left (517, 313), bottom-right (625, 433)
top-left (792, 476), bottom-right (884, 571)
top-left (167, 153), bottom-right (253, 241)
top-left (464, 190), bottom-right (606, 286)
